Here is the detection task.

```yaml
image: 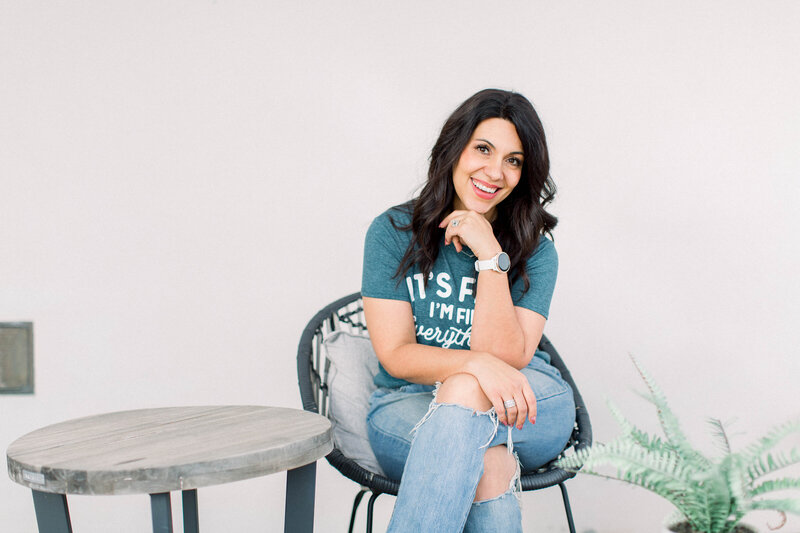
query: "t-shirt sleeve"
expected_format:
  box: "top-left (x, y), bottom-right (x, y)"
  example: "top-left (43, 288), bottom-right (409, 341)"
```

top-left (510, 236), bottom-right (558, 319)
top-left (361, 212), bottom-right (411, 302)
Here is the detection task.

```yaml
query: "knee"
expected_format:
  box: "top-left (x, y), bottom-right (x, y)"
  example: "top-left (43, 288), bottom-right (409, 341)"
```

top-left (436, 373), bottom-right (491, 412)
top-left (474, 445), bottom-right (518, 502)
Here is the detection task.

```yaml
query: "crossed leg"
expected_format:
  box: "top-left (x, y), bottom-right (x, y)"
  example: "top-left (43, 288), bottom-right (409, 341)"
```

top-left (436, 373), bottom-right (518, 502)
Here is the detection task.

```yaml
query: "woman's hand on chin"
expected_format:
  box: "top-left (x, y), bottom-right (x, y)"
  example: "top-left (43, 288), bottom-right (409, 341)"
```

top-left (439, 210), bottom-right (502, 260)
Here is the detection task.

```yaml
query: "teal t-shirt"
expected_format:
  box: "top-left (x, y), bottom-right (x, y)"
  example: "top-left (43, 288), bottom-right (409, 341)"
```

top-left (361, 205), bottom-right (558, 389)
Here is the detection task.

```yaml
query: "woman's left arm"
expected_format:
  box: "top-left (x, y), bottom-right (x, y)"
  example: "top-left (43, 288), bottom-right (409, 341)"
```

top-left (473, 270), bottom-right (546, 369)
top-left (440, 210), bottom-right (545, 369)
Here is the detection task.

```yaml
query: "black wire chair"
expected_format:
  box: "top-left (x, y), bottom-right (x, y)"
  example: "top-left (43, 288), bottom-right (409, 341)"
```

top-left (297, 292), bottom-right (592, 533)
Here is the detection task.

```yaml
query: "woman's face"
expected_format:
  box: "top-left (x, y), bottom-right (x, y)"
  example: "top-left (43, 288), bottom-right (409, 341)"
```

top-left (451, 118), bottom-right (524, 221)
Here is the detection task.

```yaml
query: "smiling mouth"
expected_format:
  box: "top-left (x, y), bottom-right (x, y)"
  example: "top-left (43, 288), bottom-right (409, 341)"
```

top-left (471, 178), bottom-right (500, 198)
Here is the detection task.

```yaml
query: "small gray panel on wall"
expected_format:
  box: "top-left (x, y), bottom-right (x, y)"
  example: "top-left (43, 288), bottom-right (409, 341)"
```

top-left (0, 323), bottom-right (34, 394)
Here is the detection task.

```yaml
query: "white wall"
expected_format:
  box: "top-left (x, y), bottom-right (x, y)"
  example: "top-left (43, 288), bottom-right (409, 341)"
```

top-left (2, 1), bottom-right (799, 531)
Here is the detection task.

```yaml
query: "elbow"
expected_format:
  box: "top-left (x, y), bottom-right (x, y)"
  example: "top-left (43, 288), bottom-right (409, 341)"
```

top-left (375, 344), bottom-right (412, 381)
top-left (471, 329), bottom-right (528, 369)
top-left (380, 356), bottom-right (404, 380)
top-left (513, 348), bottom-right (535, 370)
top-left (510, 347), bottom-right (531, 370)
top-left (490, 337), bottom-right (528, 370)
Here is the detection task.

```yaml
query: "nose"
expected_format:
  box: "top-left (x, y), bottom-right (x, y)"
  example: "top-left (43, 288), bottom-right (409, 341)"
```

top-left (485, 156), bottom-right (503, 181)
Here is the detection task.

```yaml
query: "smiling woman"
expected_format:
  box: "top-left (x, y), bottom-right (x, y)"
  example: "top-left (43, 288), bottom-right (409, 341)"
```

top-left (451, 118), bottom-right (525, 220)
top-left (361, 89), bottom-right (572, 532)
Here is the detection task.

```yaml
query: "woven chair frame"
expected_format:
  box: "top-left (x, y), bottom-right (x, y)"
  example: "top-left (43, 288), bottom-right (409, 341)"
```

top-left (297, 291), bottom-right (592, 499)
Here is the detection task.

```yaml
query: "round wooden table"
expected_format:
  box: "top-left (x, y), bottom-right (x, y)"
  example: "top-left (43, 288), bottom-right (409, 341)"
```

top-left (6, 405), bottom-right (333, 533)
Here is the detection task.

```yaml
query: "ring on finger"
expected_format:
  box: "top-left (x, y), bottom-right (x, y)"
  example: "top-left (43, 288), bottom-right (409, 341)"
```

top-left (503, 399), bottom-right (516, 409)
top-left (451, 219), bottom-right (460, 227)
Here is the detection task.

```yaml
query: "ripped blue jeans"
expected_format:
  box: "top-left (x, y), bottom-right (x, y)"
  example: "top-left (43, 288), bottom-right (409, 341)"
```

top-left (366, 356), bottom-right (575, 533)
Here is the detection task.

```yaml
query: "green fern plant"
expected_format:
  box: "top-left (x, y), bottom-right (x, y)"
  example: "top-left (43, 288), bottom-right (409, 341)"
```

top-left (556, 357), bottom-right (800, 533)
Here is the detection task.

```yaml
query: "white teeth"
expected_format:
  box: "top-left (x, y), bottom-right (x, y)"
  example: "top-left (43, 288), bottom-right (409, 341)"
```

top-left (472, 179), bottom-right (498, 193)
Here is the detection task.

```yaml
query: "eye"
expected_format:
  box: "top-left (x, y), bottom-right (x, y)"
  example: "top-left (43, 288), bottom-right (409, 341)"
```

top-left (507, 157), bottom-right (523, 167)
top-left (475, 143), bottom-right (490, 155)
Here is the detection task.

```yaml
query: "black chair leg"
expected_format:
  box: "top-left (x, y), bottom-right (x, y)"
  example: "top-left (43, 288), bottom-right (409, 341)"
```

top-left (348, 489), bottom-right (368, 533)
top-left (365, 492), bottom-right (380, 533)
top-left (559, 483), bottom-right (576, 533)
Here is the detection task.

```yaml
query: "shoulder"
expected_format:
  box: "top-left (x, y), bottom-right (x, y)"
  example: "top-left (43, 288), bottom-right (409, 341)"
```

top-left (524, 235), bottom-right (557, 270)
top-left (511, 235), bottom-right (559, 316)
top-left (371, 202), bottom-right (413, 227)
top-left (367, 202), bottom-right (414, 240)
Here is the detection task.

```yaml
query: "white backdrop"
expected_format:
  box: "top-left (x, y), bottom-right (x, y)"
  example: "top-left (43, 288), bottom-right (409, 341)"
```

top-left (2, 1), bottom-right (799, 532)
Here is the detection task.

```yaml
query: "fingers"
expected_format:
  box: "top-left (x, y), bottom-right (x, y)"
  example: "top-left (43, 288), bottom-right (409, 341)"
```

top-left (505, 402), bottom-right (519, 428)
top-left (503, 390), bottom-right (528, 429)
top-left (489, 395), bottom-right (509, 426)
top-left (442, 216), bottom-right (473, 252)
top-left (440, 211), bottom-right (499, 259)
top-left (521, 385), bottom-right (537, 425)
top-left (471, 354), bottom-right (536, 429)
top-left (443, 222), bottom-right (464, 252)
top-left (504, 381), bottom-right (537, 429)
top-left (513, 391), bottom-right (528, 430)
top-left (442, 214), bottom-right (466, 247)
top-left (439, 210), bottom-right (469, 228)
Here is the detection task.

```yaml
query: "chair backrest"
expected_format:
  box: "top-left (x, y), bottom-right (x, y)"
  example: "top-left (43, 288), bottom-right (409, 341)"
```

top-left (297, 292), bottom-right (592, 494)
top-left (298, 292), bottom-right (402, 494)
top-left (298, 292), bottom-right (366, 418)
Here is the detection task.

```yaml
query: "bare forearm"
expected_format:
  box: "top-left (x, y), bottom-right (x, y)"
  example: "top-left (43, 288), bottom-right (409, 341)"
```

top-left (438, 210), bottom-right (527, 368)
top-left (380, 343), bottom-right (479, 386)
top-left (470, 270), bottom-right (527, 368)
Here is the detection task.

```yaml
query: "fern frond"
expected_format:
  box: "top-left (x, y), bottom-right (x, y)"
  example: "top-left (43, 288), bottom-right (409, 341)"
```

top-left (708, 417), bottom-right (732, 455)
top-left (559, 440), bottom-right (695, 496)
top-left (742, 419), bottom-right (800, 463)
top-left (556, 454), bottom-right (584, 471)
top-left (699, 475), bottom-right (738, 533)
top-left (606, 398), bottom-right (677, 455)
top-left (567, 358), bottom-right (800, 532)
top-left (747, 448), bottom-right (800, 480)
top-left (570, 463), bottom-right (715, 528)
top-left (749, 498), bottom-right (800, 515)
top-left (629, 355), bottom-right (680, 439)
top-left (606, 398), bottom-right (638, 438)
top-left (720, 455), bottom-right (748, 519)
top-left (750, 478), bottom-right (800, 497)
top-left (629, 355), bottom-right (710, 468)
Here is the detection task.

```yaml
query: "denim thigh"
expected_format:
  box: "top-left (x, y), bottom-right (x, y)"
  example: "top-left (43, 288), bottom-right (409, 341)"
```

top-left (366, 357), bottom-right (576, 481)
top-left (366, 383), bottom-right (435, 481)
top-left (487, 356), bottom-right (576, 470)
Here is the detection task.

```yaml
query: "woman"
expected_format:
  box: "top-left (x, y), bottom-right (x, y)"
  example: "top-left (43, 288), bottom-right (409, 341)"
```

top-left (361, 89), bottom-right (575, 532)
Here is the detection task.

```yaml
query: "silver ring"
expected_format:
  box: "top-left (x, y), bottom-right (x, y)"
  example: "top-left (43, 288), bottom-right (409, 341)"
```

top-left (503, 399), bottom-right (516, 409)
top-left (451, 219), bottom-right (460, 227)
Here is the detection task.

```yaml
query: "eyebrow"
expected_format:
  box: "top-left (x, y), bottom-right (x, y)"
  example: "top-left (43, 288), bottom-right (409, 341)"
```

top-left (476, 138), bottom-right (524, 156)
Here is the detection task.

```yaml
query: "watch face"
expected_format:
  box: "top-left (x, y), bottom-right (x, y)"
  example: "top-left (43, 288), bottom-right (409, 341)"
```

top-left (497, 252), bottom-right (510, 272)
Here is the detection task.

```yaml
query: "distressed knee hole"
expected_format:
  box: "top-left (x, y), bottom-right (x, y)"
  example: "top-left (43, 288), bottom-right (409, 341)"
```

top-left (474, 445), bottom-right (519, 502)
top-left (435, 373), bottom-right (492, 411)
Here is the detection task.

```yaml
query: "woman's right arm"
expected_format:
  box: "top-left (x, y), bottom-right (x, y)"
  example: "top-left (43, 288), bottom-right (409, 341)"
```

top-left (364, 297), bottom-right (472, 385)
top-left (364, 296), bottom-right (536, 427)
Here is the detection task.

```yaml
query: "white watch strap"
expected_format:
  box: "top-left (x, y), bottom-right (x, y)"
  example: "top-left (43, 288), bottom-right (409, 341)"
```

top-left (474, 257), bottom-right (496, 272)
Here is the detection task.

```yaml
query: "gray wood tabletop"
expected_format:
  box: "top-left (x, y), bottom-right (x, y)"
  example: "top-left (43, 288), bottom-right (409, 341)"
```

top-left (6, 405), bottom-right (332, 496)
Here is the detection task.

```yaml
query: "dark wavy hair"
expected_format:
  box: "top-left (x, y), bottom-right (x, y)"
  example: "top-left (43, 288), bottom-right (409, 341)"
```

top-left (392, 88), bottom-right (557, 292)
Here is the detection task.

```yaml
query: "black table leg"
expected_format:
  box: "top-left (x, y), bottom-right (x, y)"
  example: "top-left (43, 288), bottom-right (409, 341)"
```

top-left (32, 491), bottom-right (72, 533)
top-left (284, 462), bottom-right (316, 533)
top-left (182, 489), bottom-right (199, 533)
top-left (150, 492), bottom-right (173, 533)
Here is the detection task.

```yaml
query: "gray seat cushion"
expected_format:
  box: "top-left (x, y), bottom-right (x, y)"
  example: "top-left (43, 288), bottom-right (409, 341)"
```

top-left (323, 330), bottom-right (385, 476)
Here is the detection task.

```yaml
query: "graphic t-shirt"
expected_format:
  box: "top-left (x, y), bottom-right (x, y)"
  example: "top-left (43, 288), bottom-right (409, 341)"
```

top-left (361, 205), bottom-right (558, 389)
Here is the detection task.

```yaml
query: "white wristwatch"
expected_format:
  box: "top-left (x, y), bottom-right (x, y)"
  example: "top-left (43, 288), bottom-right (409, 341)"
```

top-left (474, 252), bottom-right (510, 273)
